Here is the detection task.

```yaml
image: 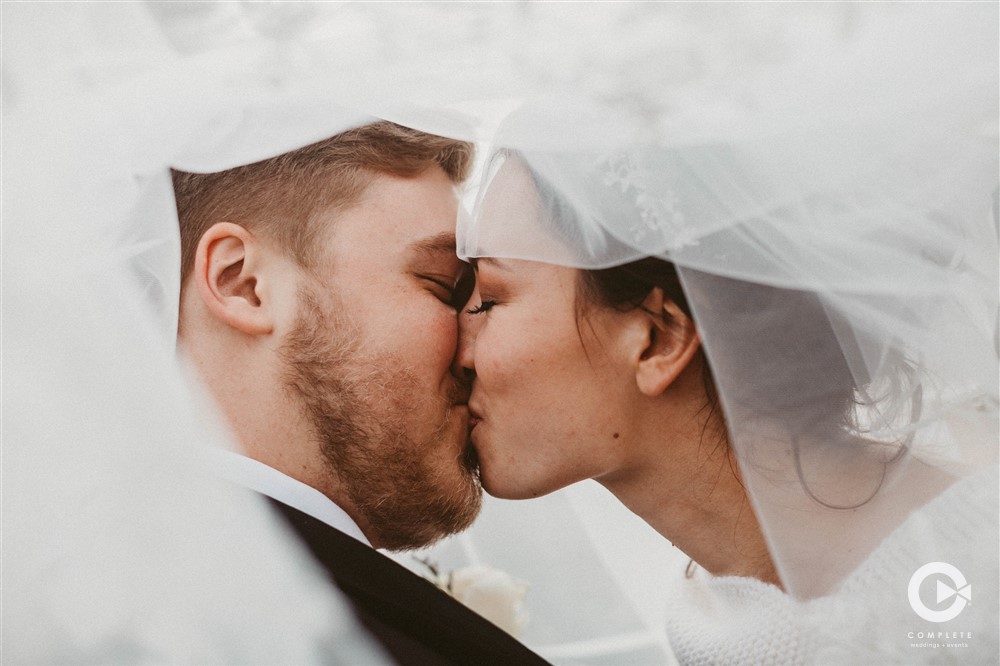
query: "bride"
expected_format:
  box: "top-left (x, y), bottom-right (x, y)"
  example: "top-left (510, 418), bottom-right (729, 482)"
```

top-left (454, 50), bottom-right (998, 666)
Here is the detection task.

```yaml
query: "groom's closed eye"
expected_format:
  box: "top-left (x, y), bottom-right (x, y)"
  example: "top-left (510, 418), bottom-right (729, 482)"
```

top-left (419, 275), bottom-right (458, 301)
top-left (415, 268), bottom-right (474, 311)
top-left (405, 232), bottom-right (471, 311)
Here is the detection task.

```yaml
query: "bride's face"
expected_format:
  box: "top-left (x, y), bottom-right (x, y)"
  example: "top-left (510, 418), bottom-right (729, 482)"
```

top-left (457, 258), bottom-right (641, 499)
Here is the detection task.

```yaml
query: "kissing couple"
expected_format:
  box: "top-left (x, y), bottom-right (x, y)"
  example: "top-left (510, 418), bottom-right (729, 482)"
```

top-left (6, 4), bottom-right (996, 664)
top-left (177, 100), bottom-right (998, 664)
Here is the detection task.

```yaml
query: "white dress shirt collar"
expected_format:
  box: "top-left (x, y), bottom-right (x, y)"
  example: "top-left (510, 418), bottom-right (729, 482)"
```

top-left (210, 448), bottom-right (371, 547)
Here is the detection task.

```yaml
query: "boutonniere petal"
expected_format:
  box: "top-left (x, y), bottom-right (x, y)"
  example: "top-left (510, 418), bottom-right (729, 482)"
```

top-left (415, 558), bottom-right (529, 638)
top-left (448, 565), bottom-right (529, 638)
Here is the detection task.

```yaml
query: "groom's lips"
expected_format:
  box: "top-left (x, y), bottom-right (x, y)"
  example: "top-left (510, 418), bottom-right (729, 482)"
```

top-left (467, 404), bottom-right (483, 429)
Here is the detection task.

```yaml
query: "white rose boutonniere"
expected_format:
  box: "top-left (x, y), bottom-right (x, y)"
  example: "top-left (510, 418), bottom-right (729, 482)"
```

top-left (417, 560), bottom-right (529, 638)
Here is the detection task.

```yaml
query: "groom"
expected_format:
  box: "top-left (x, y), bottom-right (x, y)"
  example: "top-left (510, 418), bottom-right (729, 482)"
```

top-left (173, 121), bottom-right (545, 664)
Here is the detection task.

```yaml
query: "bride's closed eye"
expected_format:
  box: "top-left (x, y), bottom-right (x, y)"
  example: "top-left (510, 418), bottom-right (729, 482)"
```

top-left (466, 300), bottom-right (496, 315)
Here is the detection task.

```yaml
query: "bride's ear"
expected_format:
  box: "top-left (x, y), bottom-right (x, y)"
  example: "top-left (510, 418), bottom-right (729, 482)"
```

top-left (633, 288), bottom-right (700, 397)
top-left (193, 222), bottom-right (275, 336)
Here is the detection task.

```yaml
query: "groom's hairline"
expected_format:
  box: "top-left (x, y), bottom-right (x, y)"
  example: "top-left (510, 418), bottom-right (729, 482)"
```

top-left (173, 122), bottom-right (475, 287)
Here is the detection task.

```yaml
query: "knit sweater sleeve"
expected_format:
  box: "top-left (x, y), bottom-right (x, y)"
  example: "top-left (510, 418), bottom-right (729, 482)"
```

top-left (664, 467), bottom-right (998, 665)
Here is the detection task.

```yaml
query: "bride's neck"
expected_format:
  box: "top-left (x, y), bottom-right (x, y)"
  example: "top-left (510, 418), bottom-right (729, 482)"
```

top-left (601, 448), bottom-right (780, 587)
top-left (597, 372), bottom-right (780, 587)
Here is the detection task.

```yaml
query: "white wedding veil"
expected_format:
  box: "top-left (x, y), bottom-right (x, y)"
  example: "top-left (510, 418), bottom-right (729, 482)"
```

top-left (4, 3), bottom-right (681, 662)
top-left (5, 2), bottom-right (997, 663)
top-left (2, 3), bottom-right (484, 662)
top-left (456, 2), bottom-right (998, 660)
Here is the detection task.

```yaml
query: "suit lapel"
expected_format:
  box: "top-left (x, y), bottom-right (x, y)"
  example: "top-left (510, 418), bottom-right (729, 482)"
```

top-left (265, 497), bottom-right (550, 665)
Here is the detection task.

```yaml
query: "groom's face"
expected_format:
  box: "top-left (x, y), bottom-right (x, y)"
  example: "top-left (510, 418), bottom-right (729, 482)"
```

top-left (281, 165), bottom-right (481, 550)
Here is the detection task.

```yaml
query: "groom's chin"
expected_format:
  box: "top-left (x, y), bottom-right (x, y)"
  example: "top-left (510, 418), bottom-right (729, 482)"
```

top-left (461, 440), bottom-right (480, 474)
top-left (374, 480), bottom-right (483, 552)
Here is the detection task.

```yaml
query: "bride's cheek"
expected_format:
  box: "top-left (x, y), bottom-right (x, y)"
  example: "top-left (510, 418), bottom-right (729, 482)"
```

top-left (477, 350), bottom-right (505, 384)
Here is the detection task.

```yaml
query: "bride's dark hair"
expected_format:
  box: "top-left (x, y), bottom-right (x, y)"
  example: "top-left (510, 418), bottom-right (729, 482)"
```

top-left (508, 149), bottom-right (918, 509)
top-left (577, 258), bottom-right (723, 439)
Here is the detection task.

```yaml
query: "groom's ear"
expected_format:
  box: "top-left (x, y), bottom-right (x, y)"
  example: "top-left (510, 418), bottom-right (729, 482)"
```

top-left (632, 288), bottom-right (700, 397)
top-left (193, 222), bottom-right (274, 336)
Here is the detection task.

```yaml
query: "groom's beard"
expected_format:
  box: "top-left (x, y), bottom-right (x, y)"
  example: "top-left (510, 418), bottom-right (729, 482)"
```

top-left (280, 286), bottom-right (482, 551)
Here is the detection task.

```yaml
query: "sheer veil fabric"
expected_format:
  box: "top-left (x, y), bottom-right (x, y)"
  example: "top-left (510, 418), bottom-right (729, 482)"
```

top-left (4, 2), bottom-right (997, 664)
top-left (2, 3), bottom-right (479, 662)
top-left (455, 3), bottom-right (999, 662)
top-left (4, 2), bottom-right (678, 662)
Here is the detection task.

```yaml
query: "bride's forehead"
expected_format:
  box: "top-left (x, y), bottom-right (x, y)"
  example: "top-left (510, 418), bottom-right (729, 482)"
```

top-left (478, 160), bottom-right (543, 225)
top-left (473, 173), bottom-right (584, 268)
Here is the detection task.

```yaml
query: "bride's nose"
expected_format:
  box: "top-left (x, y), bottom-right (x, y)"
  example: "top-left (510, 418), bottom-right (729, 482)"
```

top-left (451, 294), bottom-right (479, 381)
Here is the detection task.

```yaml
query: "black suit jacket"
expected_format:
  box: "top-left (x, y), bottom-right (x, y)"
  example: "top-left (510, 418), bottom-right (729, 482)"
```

top-left (268, 498), bottom-right (550, 665)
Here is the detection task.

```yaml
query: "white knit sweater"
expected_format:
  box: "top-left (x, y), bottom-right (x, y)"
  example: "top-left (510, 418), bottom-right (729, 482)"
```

top-left (664, 468), bottom-right (999, 665)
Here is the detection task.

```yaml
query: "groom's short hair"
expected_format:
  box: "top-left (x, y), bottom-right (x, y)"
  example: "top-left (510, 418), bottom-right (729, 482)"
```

top-left (172, 121), bottom-right (474, 285)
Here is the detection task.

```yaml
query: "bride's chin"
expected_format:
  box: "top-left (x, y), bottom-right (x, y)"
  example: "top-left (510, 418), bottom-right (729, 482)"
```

top-left (476, 459), bottom-right (520, 500)
top-left (471, 433), bottom-right (542, 499)
top-left (479, 466), bottom-right (551, 501)
top-left (483, 482), bottom-right (535, 501)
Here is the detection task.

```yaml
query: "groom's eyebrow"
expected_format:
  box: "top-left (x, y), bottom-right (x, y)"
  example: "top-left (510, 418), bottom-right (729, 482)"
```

top-left (408, 232), bottom-right (458, 260)
top-left (469, 257), bottom-right (512, 272)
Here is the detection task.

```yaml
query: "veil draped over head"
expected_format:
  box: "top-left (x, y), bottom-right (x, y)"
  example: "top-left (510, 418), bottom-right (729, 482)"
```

top-left (5, 2), bottom-right (998, 664)
top-left (457, 2), bottom-right (998, 661)
top-left (5, 2), bottom-right (687, 662)
top-left (3, 3), bottom-right (485, 662)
